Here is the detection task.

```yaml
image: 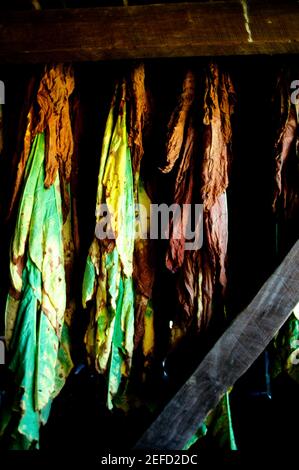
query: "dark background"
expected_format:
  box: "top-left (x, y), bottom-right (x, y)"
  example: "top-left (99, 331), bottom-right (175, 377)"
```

top-left (0, 56), bottom-right (298, 465)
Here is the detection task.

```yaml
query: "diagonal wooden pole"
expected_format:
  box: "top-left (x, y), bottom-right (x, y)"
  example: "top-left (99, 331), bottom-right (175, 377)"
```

top-left (135, 240), bottom-right (299, 450)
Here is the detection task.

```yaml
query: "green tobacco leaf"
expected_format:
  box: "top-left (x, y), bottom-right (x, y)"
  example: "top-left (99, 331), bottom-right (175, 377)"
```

top-left (1, 132), bottom-right (72, 449)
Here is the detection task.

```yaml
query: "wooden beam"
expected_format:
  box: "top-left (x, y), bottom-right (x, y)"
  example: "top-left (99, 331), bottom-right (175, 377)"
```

top-left (135, 240), bottom-right (299, 450)
top-left (0, 2), bottom-right (299, 63)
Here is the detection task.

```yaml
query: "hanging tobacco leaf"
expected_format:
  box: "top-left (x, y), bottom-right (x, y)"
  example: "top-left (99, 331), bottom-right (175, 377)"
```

top-left (160, 70), bottom-right (195, 174)
top-left (0, 65), bottom-right (77, 450)
top-left (201, 64), bottom-right (235, 328)
top-left (1, 133), bottom-right (74, 449)
top-left (82, 82), bottom-right (135, 410)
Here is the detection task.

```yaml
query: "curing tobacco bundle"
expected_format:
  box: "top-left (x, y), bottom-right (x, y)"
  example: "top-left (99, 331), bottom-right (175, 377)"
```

top-left (159, 63), bottom-right (236, 451)
top-left (160, 64), bottom-right (235, 339)
top-left (83, 82), bottom-right (136, 410)
top-left (0, 65), bottom-right (78, 450)
top-left (82, 64), bottom-right (155, 410)
top-left (200, 64), bottom-right (235, 328)
top-left (165, 72), bottom-right (197, 273)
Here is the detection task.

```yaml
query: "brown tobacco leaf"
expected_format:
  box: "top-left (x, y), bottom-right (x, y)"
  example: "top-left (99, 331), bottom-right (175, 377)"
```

top-left (134, 292), bottom-right (149, 349)
top-left (273, 107), bottom-right (297, 212)
top-left (172, 65), bottom-right (234, 334)
top-left (201, 250), bottom-right (214, 329)
top-left (219, 72), bottom-right (235, 145)
top-left (34, 64), bottom-right (75, 189)
top-left (133, 185), bottom-right (156, 349)
top-left (202, 192), bottom-right (229, 327)
top-left (165, 118), bottom-right (196, 272)
top-left (207, 194), bottom-right (228, 294)
top-left (133, 235), bottom-right (155, 350)
top-left (170, 250), bottom-right (203, 348)
top-left (134, 239), bottom-right (155, 299)
top-left (8, 66), bottom-right (75, 221)
top-left (128, 63), bottom-right (150, 193)
top-left (201, 64), bottom-right (235, 211)
top-left (177, 249), bottom-right (202, 320)
top-left (175, 195), bottom-right (228, 331)
top-left (160, 70), bottom-right (195, 174)
top-left (273, 75), bottom-right (299, 218)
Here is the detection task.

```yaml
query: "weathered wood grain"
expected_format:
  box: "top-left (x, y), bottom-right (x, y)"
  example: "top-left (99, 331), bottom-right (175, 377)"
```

top-left (135, 240), bottom-right (299, 450)
top-left (0, 2), bottom-right (299, 63)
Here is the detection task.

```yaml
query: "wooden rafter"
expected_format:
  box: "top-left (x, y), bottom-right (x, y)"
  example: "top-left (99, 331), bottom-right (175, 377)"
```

top-left (0, 2), bottom-right (299, 63)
